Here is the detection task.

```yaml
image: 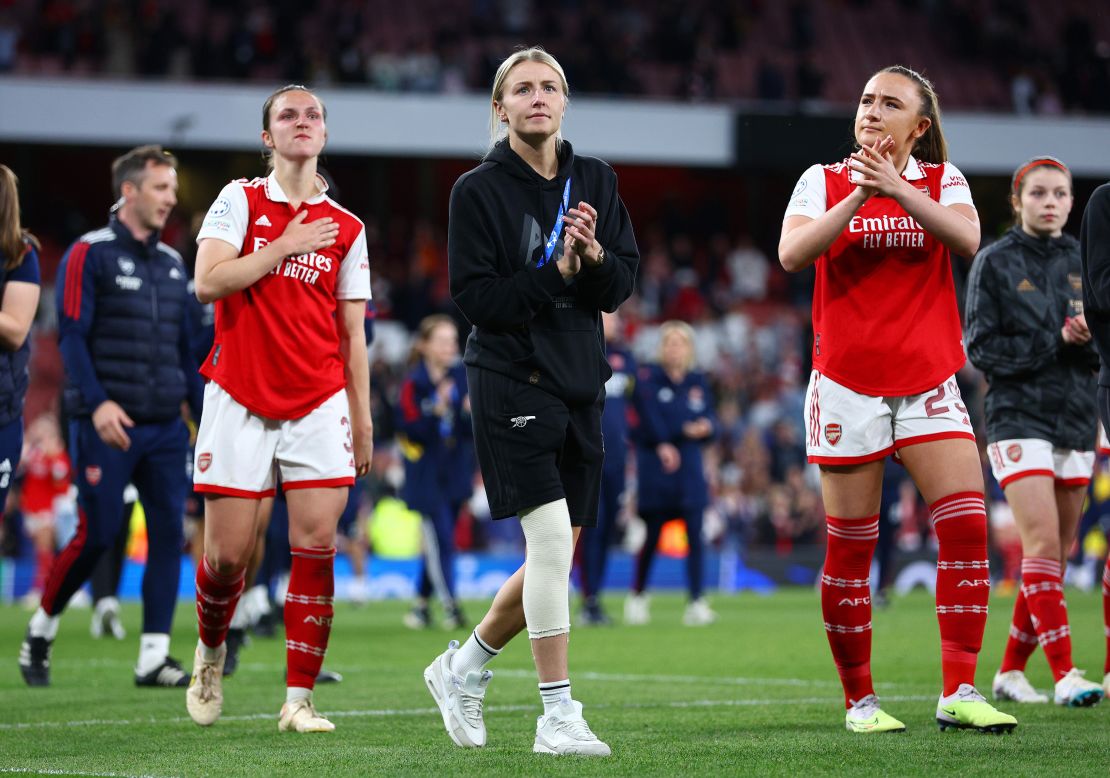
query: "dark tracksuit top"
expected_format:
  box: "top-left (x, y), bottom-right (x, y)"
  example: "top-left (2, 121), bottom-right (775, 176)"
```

top-left (967, 226), bottom-right (1097, 450)
top-left (0, 242), bottom-right (41, 509)
top-left (1081, 184), bottom-right (1110, 413)
top-left (42, 216), bottom-right (203, 631)
top-left (448, 139), bottom-right (640, 407)
top-left (632, 364), bottom-right (718, 516)
top-left (601, 343), bottom-right (637, 486)
top-left (397, 360), bottom-right (464, 518)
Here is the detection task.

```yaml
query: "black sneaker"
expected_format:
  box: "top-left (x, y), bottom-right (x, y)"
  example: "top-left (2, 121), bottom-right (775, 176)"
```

top-left (19, 630), bottom-right (52, 687)
top-left (580, 602), bottom-right (613, 627)
top-left (316, 668), bottom-right (343, 684)
top-left (443, 604), bottom-right (466, 630)
top-left (135, 656), bottom-right (190, 687)
top-left (223, 627), bottom-right (248, 677)
top-left (252, 609), bottom-right (277, 638)
top-left (282, 668), bottom-right (343, 683)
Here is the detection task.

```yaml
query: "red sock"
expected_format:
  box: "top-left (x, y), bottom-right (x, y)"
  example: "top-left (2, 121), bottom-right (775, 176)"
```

top-left (822, 515), bottom-right (878, 707)
top-left (931, 492), bottom-right (989, 696)
top-left (998, 588), bottom-right (1038, 673)
top-left (195, 556), bottom-right (245, 649)
top-left (33, 548), bottom-right (54, 593)
top-left (1102, 557), bottom-right (1110, 675)
top-left (1021, 557), bottom-right (1073, 681)
top-left (285, 547), bottom-right (336, 690)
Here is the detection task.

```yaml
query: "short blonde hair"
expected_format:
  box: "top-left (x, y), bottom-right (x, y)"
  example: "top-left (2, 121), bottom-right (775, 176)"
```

top-left (488, 46), bottom-right (570, 148)
top-left (658, 320), bottom-right (697, 372)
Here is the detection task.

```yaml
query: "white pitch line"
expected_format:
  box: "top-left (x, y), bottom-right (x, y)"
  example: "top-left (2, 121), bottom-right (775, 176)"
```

top-left (0, 769), bottom-right (167, 778)
top-left (0, 695), bottom-right (938, 732)
top-left (495, 669), bottom-right (841, 687)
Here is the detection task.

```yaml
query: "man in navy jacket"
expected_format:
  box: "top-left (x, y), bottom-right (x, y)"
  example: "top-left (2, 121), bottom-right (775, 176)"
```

top-left (21, 145), bottom-right (203, 688)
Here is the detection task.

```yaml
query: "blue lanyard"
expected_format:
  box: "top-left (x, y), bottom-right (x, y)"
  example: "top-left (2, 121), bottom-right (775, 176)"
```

top-left (537, 177), bottom-right (572, 268)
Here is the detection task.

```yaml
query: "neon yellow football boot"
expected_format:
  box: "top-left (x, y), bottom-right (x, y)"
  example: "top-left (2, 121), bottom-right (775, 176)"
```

top-left (845, 695), bottom-right (906, 733)
top-left (936, 684), bottom-right (1018, 733)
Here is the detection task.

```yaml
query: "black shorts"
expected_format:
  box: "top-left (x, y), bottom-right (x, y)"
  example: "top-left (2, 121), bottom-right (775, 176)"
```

top-left (468, 366), bottom-right (603, 526)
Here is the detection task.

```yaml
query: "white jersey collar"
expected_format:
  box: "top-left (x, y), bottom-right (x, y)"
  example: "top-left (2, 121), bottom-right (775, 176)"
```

top-left (264, 171), bottom-right (329, 205)
top-left (902, 155), bottom-right (924, 181)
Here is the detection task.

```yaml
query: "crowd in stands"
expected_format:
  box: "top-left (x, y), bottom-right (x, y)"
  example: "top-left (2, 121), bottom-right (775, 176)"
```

top-left (2, 0), bottom-right (1109, 114)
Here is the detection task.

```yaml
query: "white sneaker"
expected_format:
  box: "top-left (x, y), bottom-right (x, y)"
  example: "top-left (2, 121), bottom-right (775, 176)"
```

top-left (534, 700), bottom-right (611, 756)
top-left (185, 643), bottom-right (226, 726)
top-left (278, 697), bottom-right (335, 733)
top-left (683, 598), bottom-right (717, 626)
top-left (992, 670), bottom-right (1048, 703)
top-left (1053, 668), bottom-right (1105, 707)
top-left (91, 598), bottom-right (126, 640)
top-left (624, 594), bottom-right (649, 625)
top-left (423, 640), bottom-right (491, 748)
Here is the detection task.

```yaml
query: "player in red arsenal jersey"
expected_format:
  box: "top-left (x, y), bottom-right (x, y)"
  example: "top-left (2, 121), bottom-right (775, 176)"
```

top-left (780, 66), bottom-right (1016, 734)
top-left (185, 85), bottom-right (372, 733)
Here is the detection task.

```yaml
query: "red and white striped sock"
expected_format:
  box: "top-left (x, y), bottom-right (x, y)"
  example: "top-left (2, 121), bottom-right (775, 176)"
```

top-left (195, 556), bottom-right (245, 649)
top-left (1102, 557), bottom-right (1110, 675)
top-left (821, 515), bottom-right (879, 707)
top-left (998, 589), bottom-right (1038, 673)
top-left (285, 547), bottom-right (336, 691)
top-left (1020, 557), bottom-right (1072, 681)
top-left (931, 492), bottom-right (989, 696)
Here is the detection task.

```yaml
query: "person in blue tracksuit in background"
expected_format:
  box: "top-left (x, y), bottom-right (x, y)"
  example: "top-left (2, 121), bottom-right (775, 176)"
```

top-left (20, 145), bottom-right (204, 689)
top-left (576, 309), bottom-right (636, 625)
top-left (625, 320), bottom-right (717, 627)
top-left (0, 164), bottom-right (42, 557)
top-left (400, 314), bottom-right (468, 629)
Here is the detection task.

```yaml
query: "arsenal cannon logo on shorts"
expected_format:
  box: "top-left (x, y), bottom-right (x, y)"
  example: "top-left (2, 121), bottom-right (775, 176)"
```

top-left (197, 452), bottom-right (212, 472)
top-left (824, 423), bottom-right (842, 446)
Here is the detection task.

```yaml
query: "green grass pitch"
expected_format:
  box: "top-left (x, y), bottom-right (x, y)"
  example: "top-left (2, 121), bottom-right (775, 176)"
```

top-left (1, 589), bottom-right (1107, 776)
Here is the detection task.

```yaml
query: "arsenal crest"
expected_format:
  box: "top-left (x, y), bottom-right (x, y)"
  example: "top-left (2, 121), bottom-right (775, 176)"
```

top-left (198, 452), bottom-right (212, 472)
top-left (85, 466), bottom-right (102, 486)
top-left (825, 423), bottom-right (842, 446)
top-left (1006, 444), bottom-right (1022, 463)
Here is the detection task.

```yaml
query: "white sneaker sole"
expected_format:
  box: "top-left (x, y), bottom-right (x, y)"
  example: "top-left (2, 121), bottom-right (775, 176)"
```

top-left (423, 658), bottom-right (483, 748)
top-left (533, 739), bottom-right (612, 756)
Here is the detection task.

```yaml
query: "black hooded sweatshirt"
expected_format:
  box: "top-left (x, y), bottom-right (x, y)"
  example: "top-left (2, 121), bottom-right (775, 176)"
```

top-left (448, 139), bottom-right (639, 406)
top-left (966, 225), bottom-right (1097, 450)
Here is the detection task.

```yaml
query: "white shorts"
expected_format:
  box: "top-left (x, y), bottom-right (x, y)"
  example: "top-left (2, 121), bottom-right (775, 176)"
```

top-left (804, 371), bottom-right (975, 464)
top-left (193, 382), bottom-right (355, 498)
top-left (986, 438), bottom-right (1094, 489)
top-left (1098, 422), bottom-right (1109, 456)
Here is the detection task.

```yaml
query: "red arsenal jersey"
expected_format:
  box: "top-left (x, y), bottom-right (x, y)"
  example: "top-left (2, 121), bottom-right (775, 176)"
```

top-left (196, 173), bottom-right (371, 419)
top-left (785, 156), bottom-right (975, 396)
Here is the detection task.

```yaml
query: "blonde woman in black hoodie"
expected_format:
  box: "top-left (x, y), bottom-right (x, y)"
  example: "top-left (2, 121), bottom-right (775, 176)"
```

top-left (423, 46), bottom-right (638, 756)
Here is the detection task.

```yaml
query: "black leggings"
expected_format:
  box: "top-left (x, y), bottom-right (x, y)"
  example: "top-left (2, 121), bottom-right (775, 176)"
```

top-left (633, 509), bottom-right (705, 600)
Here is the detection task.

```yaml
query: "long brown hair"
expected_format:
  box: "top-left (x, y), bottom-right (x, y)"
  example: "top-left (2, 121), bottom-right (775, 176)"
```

top-left (0, 165), bottom-right (40, 271)
top-left (876, 65), bottom-right (948, 164)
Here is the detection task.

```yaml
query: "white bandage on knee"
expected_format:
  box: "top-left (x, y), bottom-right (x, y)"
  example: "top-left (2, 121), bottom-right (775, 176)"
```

top-left (519, 498), bottom-right (573, 640)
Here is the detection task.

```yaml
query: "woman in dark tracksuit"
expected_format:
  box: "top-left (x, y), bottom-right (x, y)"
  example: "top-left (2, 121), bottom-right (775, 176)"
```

top-left (576, 309), bottom-right (636, 626)
top-left (966, 156), bottom-right (1104, 708)
top-left (625, 320), bottom-right (717, 627)
top-left (1080, 180), bottom-right (1110, 699)
top-left (423, 47), bottom-right (638, 756)
top-left (0, 164), bottom-right (41, 546)
top-left (400, 314), bottom-right (467, 630)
